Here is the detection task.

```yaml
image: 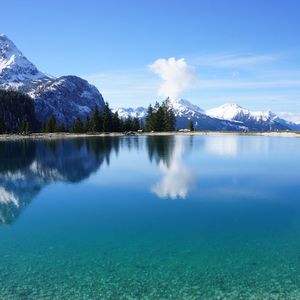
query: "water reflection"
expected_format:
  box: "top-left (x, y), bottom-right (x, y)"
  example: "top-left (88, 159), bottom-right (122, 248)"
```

top-left (148, 136), bottom-right (194, 199)
top-left (204, 135), bottom-right (273, 157)
top-left (0, 138), bottom-right (120, 224)
top-left (0, 136), bottom-right (197, 224)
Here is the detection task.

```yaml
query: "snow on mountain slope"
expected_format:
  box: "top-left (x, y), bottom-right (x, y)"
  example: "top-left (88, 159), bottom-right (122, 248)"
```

top-left (169, 100), bottom-right (247, 131)
top-left (170, 99), bottom-right (205, 116)
top-left (114, 99), bottom-right (299, 132)
top-left (1, 34), bottom-right (298, 132)
top-left (31, 76), bottom-right (104, 127)
top-left (112, 107), bottom-right (147, 119)
top-left (0, 34), bottom-right (47, 83)
top-left (113, 99), bottom-right (248, 131)
top-left (206, 103), bottom-right (271, 122)
top-left (0, 34), bottom-right (104, 126)
top-left (206, 103), bottom-right (289, 131)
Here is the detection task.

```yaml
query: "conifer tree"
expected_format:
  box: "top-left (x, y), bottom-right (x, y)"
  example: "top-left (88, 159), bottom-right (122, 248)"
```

top-left (83, 116), bottom-right (90, 133)
top-left (102, 102), bottom-right (113, 132)
top-left (0, 90), bottom-right (38, 133)
top-left (45, 116), bottom-right (57, 133)
top-left (168, 109), bottom-right (176, 131)
top-left (0, 117), bottom-right (6, 134)
top-left (132, 117), bottom-right (140, 131)
top-left (145, 100), bottom-right (175, 132)
top-left (90, 106), bottom-right (102, 132)
top-left (156, 105), bottom-right (166, 131)
top-left (145, 104), bottom-right (154, 131)
top-left (112, 112), bottom-right (121, 132)
top-left (42, 122), bottom-right (47, 133)
top-left (18, 119), bottom-right (29, 133)
top-left (124, 117), bottom-right (133, 132)
top-left (57, 123), bottom-right (66, 132)
top-left (189, 120), bottom-right (194, 131)
top-left (72, 117), bottom-right (84, 133)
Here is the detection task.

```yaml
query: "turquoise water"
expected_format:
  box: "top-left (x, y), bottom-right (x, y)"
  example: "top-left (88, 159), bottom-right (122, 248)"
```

top-left (1, 135), bottom-right (300, 299)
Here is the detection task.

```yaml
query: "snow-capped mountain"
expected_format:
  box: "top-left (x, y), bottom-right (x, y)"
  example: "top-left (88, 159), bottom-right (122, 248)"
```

top-left (0, 34), bottom-right (104, 126)
top-left (0, 34), bottom-right (47, 83)
top-left (114, 99), bottom-right (299, 132)
top-left (113, 99), bottom-right (248, 131)
top-left (170, 99), bottom-right (247, 131)
top-left (112, 107), bottom-right (147, 119)
top-left (171, 99), bottom-right (205, 116)
top-left (1, 34), bottom-right (298, 132)
top-left (206, 103), bottom-right (290, 131)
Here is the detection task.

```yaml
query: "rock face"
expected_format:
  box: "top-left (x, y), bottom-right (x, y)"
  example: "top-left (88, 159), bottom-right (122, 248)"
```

top-left (30, 76), bottom-right (104, 127)
top-left (0, 34), bottom-right (105, 127)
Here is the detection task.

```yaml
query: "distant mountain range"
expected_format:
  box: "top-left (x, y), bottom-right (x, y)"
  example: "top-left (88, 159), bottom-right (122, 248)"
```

top-left (0, 34), bottom-right (104, 127)
top-left (114, 99), bottom-right (300, 132)
top-left (1, 34), bottom-right (299, 132)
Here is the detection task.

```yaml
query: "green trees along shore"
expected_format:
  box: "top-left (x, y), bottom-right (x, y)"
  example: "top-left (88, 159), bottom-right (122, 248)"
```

top-left (0, 90), bottom-right (39, 134)
top-left (0, 90), bottom-right (178, 134)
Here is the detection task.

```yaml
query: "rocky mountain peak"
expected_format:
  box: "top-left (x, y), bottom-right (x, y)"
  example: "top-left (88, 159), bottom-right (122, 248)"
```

top-left (0, 34), bottom-right (46, 83)
top-left (0, 34), bottom-right (105, 126)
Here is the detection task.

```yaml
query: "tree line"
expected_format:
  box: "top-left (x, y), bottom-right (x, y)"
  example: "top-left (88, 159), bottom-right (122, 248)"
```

top-left (43, 102), bottom-right (143, 133)
top-left (145, 98), bottom-right (176, 132)
top-left (43, 99), bottom-right (178, 133)
top-left (0, 90), bottom-right (185, 134)
top-left (0, 90), bottom-right (39, 134)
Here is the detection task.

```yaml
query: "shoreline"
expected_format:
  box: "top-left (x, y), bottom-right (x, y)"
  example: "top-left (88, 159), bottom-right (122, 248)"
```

top-left (0, 131), bottom-right (299, 141)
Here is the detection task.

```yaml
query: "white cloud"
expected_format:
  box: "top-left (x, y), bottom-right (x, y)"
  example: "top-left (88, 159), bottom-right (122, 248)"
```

top-left (81, 52), bottom-right (300, 113)
top-left (149, 57), bottom-right (196, 100)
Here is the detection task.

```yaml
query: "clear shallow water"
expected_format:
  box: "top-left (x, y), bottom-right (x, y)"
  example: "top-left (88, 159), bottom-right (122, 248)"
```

top-left (1, 135), bottom-right (300, 299)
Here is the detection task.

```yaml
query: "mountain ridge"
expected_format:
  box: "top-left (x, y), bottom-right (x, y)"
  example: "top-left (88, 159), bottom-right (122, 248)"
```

top-left (114, 99), bottom-right (299, 131)
top-left (0, 34), bottom-right (299, 132)
top-left (0, 34), bottom-right (105, 127)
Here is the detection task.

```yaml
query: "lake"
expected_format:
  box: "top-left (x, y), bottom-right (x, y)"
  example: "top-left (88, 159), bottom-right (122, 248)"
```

top-left (1, 135), bottom-right (300, 299)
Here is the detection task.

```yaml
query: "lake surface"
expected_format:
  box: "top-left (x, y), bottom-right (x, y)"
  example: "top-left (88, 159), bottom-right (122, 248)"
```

top-left (1, 135), bottom-right (300, 299)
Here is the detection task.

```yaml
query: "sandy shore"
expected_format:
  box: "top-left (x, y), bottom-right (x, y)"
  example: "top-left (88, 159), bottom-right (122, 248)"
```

top-left (0, 131), bottom-right (299, 141)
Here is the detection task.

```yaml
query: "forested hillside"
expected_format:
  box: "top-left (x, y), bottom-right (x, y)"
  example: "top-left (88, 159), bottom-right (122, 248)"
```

top-left (0, 90), bottom-right (39, 133)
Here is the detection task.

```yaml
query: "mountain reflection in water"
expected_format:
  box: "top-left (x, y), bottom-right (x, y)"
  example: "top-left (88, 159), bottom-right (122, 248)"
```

top-left (0, 135), bottom-right (282, 225)
top-left (0, 136), bottom-right (192, 224)
top-left (0, 138), bottom-right (121, 224)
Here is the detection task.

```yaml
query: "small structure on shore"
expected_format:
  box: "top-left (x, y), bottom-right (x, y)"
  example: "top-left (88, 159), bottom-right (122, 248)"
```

top-left (124, 131), bottom-right (136, 136)
top-left (178, 129), bottom-right (191, 132)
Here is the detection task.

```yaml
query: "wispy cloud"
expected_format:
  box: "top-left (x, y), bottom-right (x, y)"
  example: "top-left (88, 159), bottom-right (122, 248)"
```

top-left (82, 69), bottom-right (159, 107)
top-left (190, 53), bottom-right (277, 68)
top-left (195, 79), bottom-right (300, 89)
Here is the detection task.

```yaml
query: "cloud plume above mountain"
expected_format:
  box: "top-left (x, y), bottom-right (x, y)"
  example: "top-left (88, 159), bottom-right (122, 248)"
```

top-left (149, 57), bottom-right (196, 100)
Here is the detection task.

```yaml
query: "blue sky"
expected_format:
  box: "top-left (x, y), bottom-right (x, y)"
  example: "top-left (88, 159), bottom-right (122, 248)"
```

top-left (1, 0), bottom-right (300, 117)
